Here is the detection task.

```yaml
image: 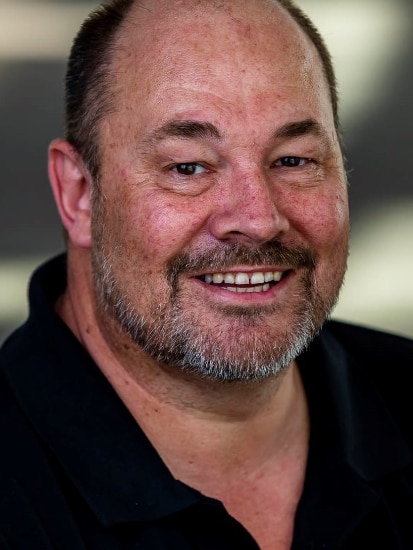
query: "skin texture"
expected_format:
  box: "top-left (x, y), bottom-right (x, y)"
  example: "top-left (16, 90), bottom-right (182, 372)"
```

top-left (48, 0), bottom-right (349, 547)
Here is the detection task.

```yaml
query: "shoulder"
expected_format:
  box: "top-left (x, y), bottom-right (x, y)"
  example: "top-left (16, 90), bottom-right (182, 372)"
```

top-left (323, 319), bottom-right (413, 431)
top-left (325, 319), bottom-right (413, 367)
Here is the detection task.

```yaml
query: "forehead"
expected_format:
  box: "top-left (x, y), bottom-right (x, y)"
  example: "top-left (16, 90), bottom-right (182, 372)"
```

top-left (106, 0), bottom-right (332, 137)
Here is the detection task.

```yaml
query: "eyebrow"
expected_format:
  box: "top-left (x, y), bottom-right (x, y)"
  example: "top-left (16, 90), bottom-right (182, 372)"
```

top-left (273, 119), bottom-right (328, 142)
top-left (143, 120), bottom-right (222, 147)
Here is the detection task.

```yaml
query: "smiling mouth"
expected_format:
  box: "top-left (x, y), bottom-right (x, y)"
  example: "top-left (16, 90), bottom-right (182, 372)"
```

top-left (198, 270), bottom-right (288, 293)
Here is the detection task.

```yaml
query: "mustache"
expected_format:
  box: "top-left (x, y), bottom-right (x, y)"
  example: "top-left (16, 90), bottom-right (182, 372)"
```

top-left (167, 241), bottom-right (316, 286)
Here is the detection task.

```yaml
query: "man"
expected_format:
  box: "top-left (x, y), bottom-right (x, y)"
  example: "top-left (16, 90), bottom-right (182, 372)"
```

top-left (1, 0), bottom-right (412, 548)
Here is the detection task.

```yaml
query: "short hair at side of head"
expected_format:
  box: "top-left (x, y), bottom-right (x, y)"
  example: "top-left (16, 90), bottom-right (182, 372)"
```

top-left (64, 0), bottom-right (339, 180)
top-left (65, 0), bottom-right (136, 181)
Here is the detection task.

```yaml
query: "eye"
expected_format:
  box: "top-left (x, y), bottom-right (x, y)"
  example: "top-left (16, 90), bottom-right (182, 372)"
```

top-left (171, 163), bottom-right (207, 176)
top-left (274, 156), bottom-right (310, 168)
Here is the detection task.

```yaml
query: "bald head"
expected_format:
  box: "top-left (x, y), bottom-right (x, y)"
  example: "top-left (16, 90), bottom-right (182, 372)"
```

top-left (65, 0), bottom-right (338, 179)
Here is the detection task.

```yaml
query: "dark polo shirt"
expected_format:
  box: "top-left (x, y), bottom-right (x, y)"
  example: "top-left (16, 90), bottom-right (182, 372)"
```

top-left (1, 255), bottom-right (413, 549)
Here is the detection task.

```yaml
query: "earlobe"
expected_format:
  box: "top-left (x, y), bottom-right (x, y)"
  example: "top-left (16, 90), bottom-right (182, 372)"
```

top-left (48, 139), bottom-right (92, 249)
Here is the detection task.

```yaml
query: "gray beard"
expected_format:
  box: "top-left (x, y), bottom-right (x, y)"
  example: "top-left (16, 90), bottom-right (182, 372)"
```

top-left (92, 241), bottom-right (340, 383)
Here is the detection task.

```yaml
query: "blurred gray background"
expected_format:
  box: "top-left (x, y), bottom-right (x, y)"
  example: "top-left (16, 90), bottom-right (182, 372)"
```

top-left (1, 0), bottom-right (412, 344)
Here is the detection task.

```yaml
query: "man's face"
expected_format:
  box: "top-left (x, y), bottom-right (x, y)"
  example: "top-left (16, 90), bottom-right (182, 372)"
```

top-left (91, 0), bottom-right (349, 382)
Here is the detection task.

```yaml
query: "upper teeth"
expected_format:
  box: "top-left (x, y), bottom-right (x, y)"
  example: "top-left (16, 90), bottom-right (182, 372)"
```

top-left (204, 271), bottom-right (282, 285)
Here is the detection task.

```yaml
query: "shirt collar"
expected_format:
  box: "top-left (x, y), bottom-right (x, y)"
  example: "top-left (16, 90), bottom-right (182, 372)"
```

top-left (293, 326), bottom-right (412, 547)
top-left (299, 327), bottom-right (411, 480)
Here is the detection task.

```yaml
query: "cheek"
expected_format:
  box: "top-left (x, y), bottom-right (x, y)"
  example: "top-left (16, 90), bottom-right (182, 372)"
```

top-left (124, 192), bottom-right (210, 263)
top-left (286, 187), bottom-right (349, 250)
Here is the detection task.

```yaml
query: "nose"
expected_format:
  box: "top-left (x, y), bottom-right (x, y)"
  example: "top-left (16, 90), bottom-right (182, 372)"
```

top-left (208, 169), bottom-right (290, 244)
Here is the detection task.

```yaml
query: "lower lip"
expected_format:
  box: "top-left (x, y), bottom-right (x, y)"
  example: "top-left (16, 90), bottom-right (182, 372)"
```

top-left (193, 272), bottom-right (293, 305)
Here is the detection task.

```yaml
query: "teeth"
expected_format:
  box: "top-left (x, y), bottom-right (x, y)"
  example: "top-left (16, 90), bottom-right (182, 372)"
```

top-left (204, 270), bottom-right (283, 288)
top-left (212, 273), bottom-right (224, 284)
top-left (223, 285), bottom-right (264, 293)
top-left (235, 273), bottom-right (249, 285)
top-left (251, 272), bottom-right (265, 284)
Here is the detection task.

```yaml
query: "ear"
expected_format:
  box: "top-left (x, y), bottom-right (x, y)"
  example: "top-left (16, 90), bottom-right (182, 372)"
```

top-left (48, 139), bottom-right (92, 249)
